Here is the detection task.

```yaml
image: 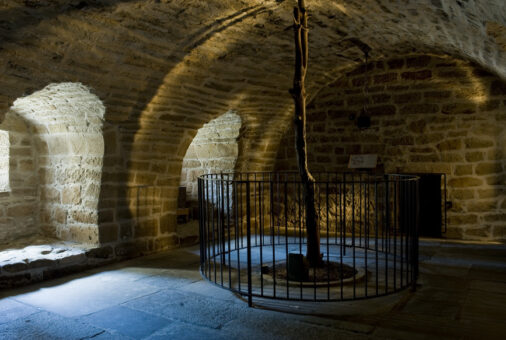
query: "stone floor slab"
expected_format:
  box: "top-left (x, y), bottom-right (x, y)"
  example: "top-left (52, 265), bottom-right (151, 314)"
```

top-left (0, 298), bottom-right (39, 325)
top-left (82, 305), bottom-right (171, 339)
top-left (0, 311), bottom-right (103, 340)
top-left (13, 273), bottom-right (160, 317)
top-left (124, 289), bottom-right (248, 329)
top-left (0, 241), bottom-right (504, 339)
top-left (146, 321), bottom-right (227, 340)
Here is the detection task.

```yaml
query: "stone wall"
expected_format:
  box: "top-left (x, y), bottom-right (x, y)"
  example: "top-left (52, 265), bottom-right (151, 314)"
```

top-left (180, 111), bottom-right (241, 204)
top-left (0, 112), bottom-right (38, 243)
top-left (0, 130), bottom-right (9, 192)
top-left (0, 0), bottom-right (503, 261)
top-left (0, 83), bottom-right (105, 245)
top-left (275, 54), bottom-right (506, 241)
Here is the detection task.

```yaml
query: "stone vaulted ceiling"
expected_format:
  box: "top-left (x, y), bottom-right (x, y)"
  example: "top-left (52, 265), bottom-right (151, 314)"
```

top-left (0, 0), bottom-right (505, 173)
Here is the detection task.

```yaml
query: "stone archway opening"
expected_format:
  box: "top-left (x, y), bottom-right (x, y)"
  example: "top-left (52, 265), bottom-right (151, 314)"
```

top-left (177, 111), bottom-right (242, 241)
top-left (0, 83), bottom-right (105, 287)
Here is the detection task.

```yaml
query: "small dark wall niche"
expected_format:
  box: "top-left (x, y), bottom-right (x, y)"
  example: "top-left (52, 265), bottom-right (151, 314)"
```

top-left (356, 115), bottom-right (371, 129)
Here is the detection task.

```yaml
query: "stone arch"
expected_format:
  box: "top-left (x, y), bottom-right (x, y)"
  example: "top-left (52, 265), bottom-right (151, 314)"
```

top-left (180, 110), bottom-right (242, 209)
top-left (0, 83), bottom-right (105, 245)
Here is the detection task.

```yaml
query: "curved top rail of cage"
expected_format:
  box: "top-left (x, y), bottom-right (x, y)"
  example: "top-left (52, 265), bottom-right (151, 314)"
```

top-left (197, 172), bottom-right (419, 305)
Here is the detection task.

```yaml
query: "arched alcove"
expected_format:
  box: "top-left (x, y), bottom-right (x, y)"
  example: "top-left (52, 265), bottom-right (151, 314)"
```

top-left (180, 111), bottom-right (242, 211)
top-left (0, 83), bottom-right (105, 245)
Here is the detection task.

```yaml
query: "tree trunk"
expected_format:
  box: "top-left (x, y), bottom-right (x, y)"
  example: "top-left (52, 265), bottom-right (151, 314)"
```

top-left (289, 0), bottom-right (322, 267)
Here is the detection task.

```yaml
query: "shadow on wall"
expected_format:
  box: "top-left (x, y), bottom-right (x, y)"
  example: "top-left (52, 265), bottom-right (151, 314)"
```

top-left (180, 110), bottom-right (242, 208)
top-left (0, 83), bottom-right (105, 245)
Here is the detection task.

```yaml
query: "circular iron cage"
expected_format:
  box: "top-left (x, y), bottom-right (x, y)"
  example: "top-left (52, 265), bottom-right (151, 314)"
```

top-left (198, 172), bottom-right (419, 305)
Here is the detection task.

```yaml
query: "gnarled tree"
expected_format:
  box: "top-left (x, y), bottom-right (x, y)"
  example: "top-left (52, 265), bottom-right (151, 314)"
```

top-left (289, 0), bottom-right (322, 267)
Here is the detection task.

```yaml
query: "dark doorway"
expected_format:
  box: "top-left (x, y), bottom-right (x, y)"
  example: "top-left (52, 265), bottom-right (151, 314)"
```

top-left (401, 173), bottom-right (446, 238)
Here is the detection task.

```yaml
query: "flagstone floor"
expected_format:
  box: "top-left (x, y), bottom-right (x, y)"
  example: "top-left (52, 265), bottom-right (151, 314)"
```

top-left (0, 239), bottom-right (505, 339)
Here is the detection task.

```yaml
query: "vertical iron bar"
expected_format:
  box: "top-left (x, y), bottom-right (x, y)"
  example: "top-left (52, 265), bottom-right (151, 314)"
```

top-left (326, 181), bottom-right (330, 300)
top-left (443, 174), bottom-right (447, 234)
top-left (270, 179), bottom-right (276, 298)
top-left (206, 177), bottom-right (212, 280)
top-left (340, 175), bottom-right (345, 300)
top-left (385, 175), bottom-right (389, 294)
top-left (240, 173), bottom-right (244, 249)
top-left (298, 178), bottom-right (302, 299)
top-left (211, 175), bottom-right (216, 283)
top-left (412, 179), bottom-right (420, 291)
top-left (220, 176), bottom-right (225, 286)
top-left (259, 181), bottom-right (264, 296)
top-left (234, 181), bottom-right (241, 292)
top-left (393, 178), bottom-right (397, 291)
top-left (226, 176), bottom-right (232, 289)
top-left (246, 181), bottom-right (253, 307)
top-left (364, 176), bottom-right (368, 297)
top-left (343, 174), bottom-right (346, 256)
top-left (352, 176), bottom-right (356, 299)
top-left (254, 173), bottom-right (258, 246)
top-left (375, 178), bottom-right (379, 296)
top-left (359, 173), bottom-right (362, 247)
top-left (284, 181), bottom-right (289, 299)
top-left (400, 178), bottom-right (405, 288)
top-left (199, 181), bottom-right (204, 276)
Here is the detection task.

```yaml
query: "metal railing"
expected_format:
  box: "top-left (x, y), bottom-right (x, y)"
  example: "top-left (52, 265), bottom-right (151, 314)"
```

top-left (198, 172), bottom-right (419, 306)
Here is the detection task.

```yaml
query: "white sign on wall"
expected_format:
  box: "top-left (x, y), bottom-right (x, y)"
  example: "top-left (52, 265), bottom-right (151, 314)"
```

top-left (348, 154), bottom-right (378, 169)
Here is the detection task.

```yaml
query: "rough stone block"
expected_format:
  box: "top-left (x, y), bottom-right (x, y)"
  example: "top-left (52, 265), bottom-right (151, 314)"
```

top-left (386, 136), bottom-right (415, 145)
top-left (437, 139), bottom-right (462, 151)
top-left (448, 214), bottom-right (478, 225)
top-left (401, 70), bottom-right (432, 80)
top-left (70, 210), bottom-right (97, 224)
top-left (466, 200), bottom-right (498, 212)
top-left (3, 262), bottom-right (28, 273)
top-left (483, 213), bottom-right (506, 223)
top-left (86, 246), bottom-right (113, 259)
top-left (464, 137), bottom-right (494, 149)
top-left (440, 153), bottom-right (464, 162)
top-left (441, 103), bottom-right (476, 114)
top-left (374, 73), bottom-right (397, 84)
top-left (154, 234), bottom-right (178, 250)
top-left (448, 177), bottom-right (483, 187)
top-left (485, 174), bottom-right (506, 186)
top-left (62, 186), bottom-right (81, 205)
top-left (136, 218), bottom-right (159, 237)
top-left (393, 92), bottom-right (421, 104)
top-left (387, 58), bottom-right (404, 69)
top-left (475, 162), bottom-right (503, 175)
top-left (478, 100), bottom-right (500, 112)
top-left (437, 69), bottom-right (468, 78)
top-left (367, 105), bottom-right (396, 116)
top-left (454, 164), bottom-right (473, 176)
top-left (401, 104), bottom-right (439, 114)
top-left (0, 273), bottom-right (31, 288)
top-left (409, 154), bottom-right (440, 162)
top-left (7, 204), bottom-right (35, 217)
top-left (99, 223), bottom-right (119, 243)
top-left (450, 189), bottom-right (475, 199)
top-left (465, 152), bottom-right (485, 162)
top-left (114, 242), bottom-right (138, 258)
top-left (424, 90), bottom-right (452, 99)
